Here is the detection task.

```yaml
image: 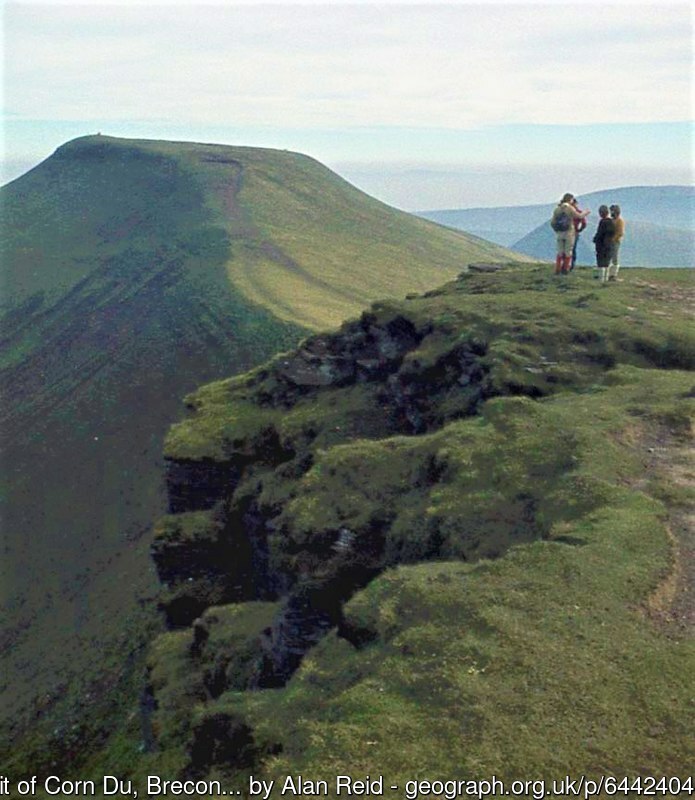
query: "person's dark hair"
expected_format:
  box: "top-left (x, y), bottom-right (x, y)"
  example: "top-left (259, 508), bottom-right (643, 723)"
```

top-left (561, 193), bottom-right (574, 204)
top-left (599, 205), bottom-right (609, 216)
top-left (610, 204), bottom-right (621, 217)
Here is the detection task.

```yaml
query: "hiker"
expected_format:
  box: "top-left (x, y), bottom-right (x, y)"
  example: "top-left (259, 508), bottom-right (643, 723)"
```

top-left (550, 193), bottom-right (590, 274)
top-left (608, 205), bottom-right (625, 280)
top-left (570, 197), bottom-right (588, 270)
top-left (592, 205), bottom-right (615, 284)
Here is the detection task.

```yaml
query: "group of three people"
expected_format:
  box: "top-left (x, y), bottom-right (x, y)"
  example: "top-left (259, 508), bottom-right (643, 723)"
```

top-left (551, 193), bottom-right (625, 281)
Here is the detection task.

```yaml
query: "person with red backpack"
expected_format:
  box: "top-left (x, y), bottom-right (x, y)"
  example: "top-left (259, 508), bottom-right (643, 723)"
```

top-left (550, 193), bottom-right (590, 275)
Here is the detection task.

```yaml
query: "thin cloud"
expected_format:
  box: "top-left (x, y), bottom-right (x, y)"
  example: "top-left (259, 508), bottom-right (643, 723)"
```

top-left (4, 4), bottom-right (692, 129)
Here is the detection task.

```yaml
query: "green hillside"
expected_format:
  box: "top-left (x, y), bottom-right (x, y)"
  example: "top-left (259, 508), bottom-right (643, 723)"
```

top-left (2, 135), bottom-right (524, 329)
top-left (0, 136), bottom-right (526, 756)
top-left (12, 264), bottom-right (690, 792)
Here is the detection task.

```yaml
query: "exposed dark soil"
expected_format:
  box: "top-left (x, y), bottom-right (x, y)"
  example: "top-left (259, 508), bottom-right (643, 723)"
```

top-left (637, 427), bottom-right (695, 636)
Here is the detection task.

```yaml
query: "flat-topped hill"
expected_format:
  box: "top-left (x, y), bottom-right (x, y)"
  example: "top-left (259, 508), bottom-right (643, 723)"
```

top-left (3, 135), bottom-right (526, 329)
top-left (0, 135), bottom-right (526, 747)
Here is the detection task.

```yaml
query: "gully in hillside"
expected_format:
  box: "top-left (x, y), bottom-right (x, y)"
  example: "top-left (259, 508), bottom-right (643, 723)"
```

top-left (550, 193), bottom-right (591, 275)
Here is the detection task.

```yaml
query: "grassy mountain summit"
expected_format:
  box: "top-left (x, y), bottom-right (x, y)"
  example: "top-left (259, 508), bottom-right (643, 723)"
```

top-left (0, 135), bottom-right (526, 753)
top-left (65, 264), bottom-right (692, 789)
top-left (2, 135), bottom-right (524, 327)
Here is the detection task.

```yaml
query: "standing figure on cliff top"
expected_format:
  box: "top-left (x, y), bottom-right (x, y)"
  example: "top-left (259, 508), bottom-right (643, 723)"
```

top-left (593, 205), bottom-right (616, 284)
top-left (550, 193), bottom-right (591, 275)
top-left (570, 197), bottom-right (588, 270)
top-left (608, 204), bottom-right (626, 280)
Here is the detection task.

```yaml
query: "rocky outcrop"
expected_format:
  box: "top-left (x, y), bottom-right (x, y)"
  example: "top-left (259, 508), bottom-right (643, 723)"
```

top-left (151, 500), bottom-right (281, 627)
top-left (467, 262), bottom-right (508, 273)
top-left (157, 579), bottom-right (235, 629)
top-left (258, 312), bottom-right (498, 438)
top-left (277, 313), bottom-right (425, 389)
top-left (150, 307), bottom-right (496, 658)
top-left (254, 587), bottom-right (339, 688)
top-left (147, 275), bottom-right (590, 765)
top-left (187, 711), bottom-right (255, 775)
top-left (165, 459), bottom-right (241, 514)
top-left (380, 339), bottom-right (490, 433)
top-left (138, 262), bottom-right (695, 781)
top-left (151, 512), bottom-right (224, 584)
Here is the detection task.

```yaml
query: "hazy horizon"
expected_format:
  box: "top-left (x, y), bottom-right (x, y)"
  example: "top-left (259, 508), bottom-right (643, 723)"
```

top-left (3, 141), bottom-right (691, 212)
top-left (3, 0), bottom-right (693, 210)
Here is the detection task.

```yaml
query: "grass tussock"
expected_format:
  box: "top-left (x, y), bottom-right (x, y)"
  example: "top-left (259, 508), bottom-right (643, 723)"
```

top-left (116, 265), bottom-right (695, 793)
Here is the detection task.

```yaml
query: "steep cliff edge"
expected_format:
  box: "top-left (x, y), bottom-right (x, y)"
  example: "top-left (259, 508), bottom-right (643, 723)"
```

top-left (1, 135), bottom-right (528, 765)
top-left (145, 265), bottom-right (694, 778)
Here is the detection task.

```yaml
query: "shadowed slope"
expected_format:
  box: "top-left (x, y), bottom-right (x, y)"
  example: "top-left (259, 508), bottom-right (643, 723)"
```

top-left (0, 139), bottom-right (304, 735)
top-left (0, 135), bottom-right (526, 745)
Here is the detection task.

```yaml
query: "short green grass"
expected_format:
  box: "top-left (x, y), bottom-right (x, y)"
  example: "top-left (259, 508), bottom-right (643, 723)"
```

top-left (6, 246), bottom-right (694, 794)
top-left (7, 131), bottom-right (511, 761)
top-left (232, 152), bottom-right (529, 328)
top-left (108, 265), bottom-right (695, 796)
top-left (221, 369), bottom-right (694, 787)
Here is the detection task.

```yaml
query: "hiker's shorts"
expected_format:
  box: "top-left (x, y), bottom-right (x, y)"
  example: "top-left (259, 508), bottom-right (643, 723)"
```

top-left (555, 231), bottom-right (575, 257)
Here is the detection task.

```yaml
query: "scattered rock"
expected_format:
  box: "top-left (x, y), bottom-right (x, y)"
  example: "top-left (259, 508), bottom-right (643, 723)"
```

top-left (467, 263), bottom-right (507, 273)
top-left (187, 711), bottom-right (254, 773)
top-left (165, 458), bottom-right (240, 513)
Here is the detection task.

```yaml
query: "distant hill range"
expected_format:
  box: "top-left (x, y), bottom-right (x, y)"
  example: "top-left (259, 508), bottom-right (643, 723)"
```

top-left (0, 135), bottom-right (525, 741)
top-left (419, 186), bottom-right (695, 267)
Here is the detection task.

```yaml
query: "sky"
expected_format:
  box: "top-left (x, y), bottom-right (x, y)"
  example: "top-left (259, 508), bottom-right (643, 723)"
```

top-left (1, 0), bottom-right (693, 209)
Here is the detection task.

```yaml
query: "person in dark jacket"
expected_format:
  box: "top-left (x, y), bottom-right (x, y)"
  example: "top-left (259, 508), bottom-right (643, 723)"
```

top-left (592, 205), bottom-right (615, 283)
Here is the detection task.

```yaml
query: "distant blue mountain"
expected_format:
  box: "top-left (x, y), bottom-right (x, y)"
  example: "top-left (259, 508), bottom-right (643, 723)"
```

top-left (513, 219), bottom-right (693, 268)
top-left (419, 203), bottom-right (553, 246)
top-left (418, 186), bottom-right (694, 268)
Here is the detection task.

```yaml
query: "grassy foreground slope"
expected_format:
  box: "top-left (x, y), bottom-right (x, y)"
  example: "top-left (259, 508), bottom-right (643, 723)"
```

top-left (1, 135), bottom-right (525, 744)
top-left (56, 265), bottom-right (694, 794)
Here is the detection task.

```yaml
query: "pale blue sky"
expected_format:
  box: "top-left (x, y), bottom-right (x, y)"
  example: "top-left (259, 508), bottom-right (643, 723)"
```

top-left (2, 1), bottom-right (693, 209)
